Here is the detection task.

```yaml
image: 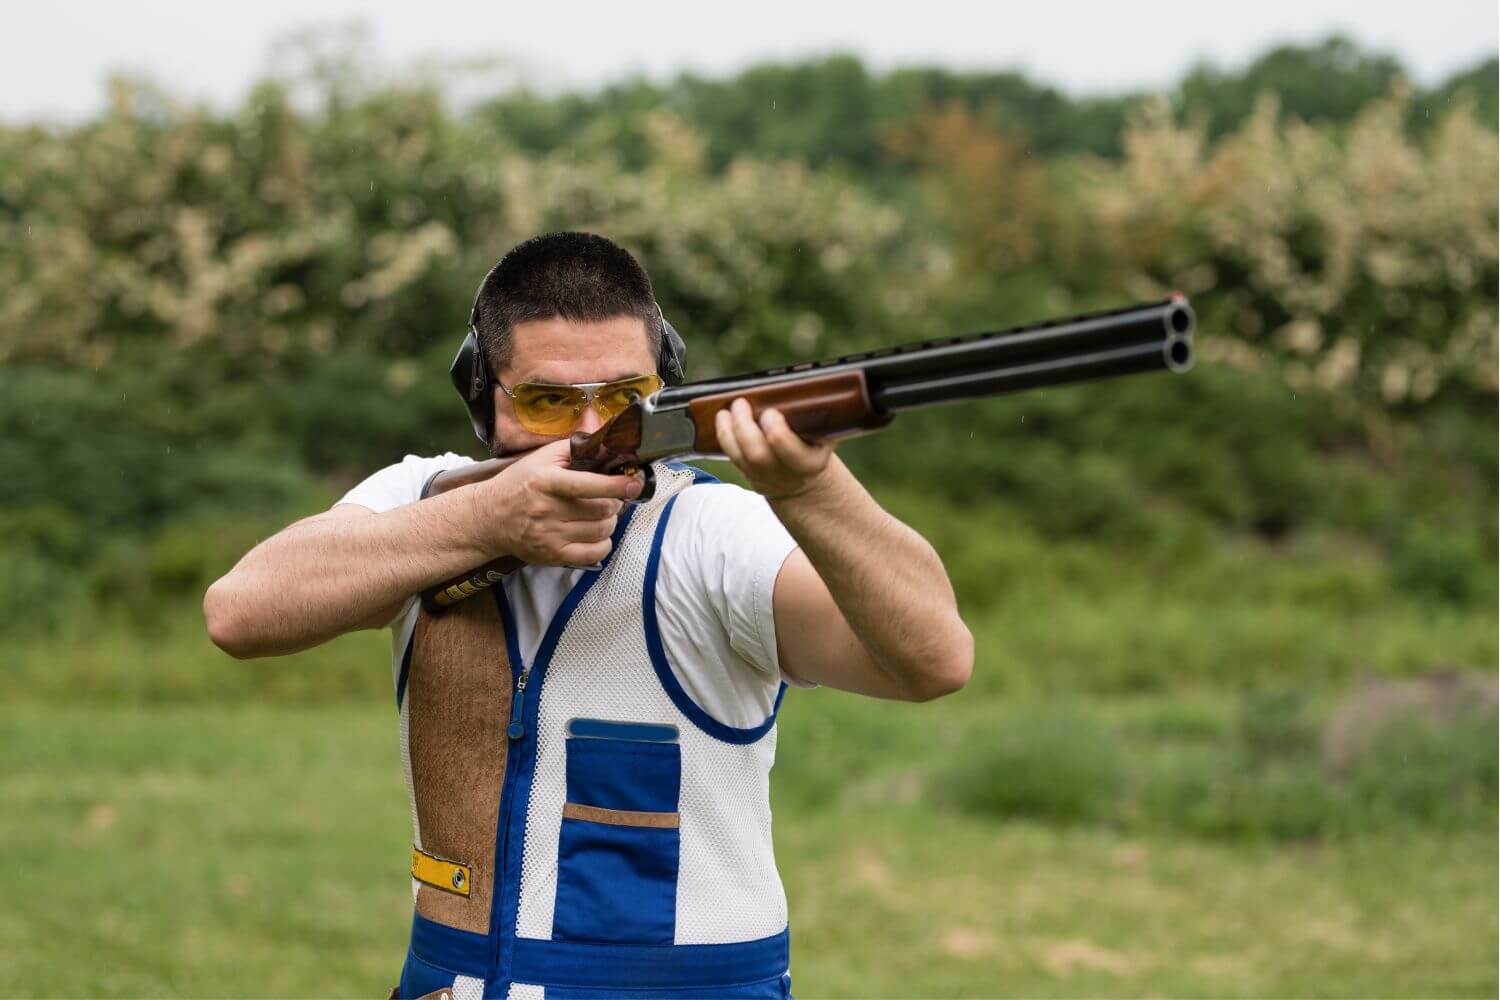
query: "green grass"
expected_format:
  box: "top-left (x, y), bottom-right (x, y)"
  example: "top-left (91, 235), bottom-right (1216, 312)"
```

top-left (782, 813), bottom-right (1496, 998)
top-left (0, 705), bottom-right (412, 995)
top-left (2, 497), bottom-right (1493, 996)
top-left (1, 702), bottom-right (1494, 998)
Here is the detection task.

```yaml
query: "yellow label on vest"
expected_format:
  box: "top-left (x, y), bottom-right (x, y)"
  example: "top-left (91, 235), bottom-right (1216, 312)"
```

top-left (411, 846), bottom-right (472, 897)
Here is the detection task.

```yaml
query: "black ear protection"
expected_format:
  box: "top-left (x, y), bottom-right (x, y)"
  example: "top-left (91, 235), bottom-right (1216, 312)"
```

top-left (448, 262), bottom-right (688, 447)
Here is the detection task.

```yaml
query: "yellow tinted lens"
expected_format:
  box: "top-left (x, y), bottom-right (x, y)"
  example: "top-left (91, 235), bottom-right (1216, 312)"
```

top-left (594, 374), bottom-right (663, 419)
top-left (513, 383), bottom-right (586, 434)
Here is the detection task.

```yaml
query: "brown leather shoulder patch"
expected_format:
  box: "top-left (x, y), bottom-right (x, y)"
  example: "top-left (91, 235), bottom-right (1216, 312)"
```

top-left (407, 595), bottom-right (511, 934)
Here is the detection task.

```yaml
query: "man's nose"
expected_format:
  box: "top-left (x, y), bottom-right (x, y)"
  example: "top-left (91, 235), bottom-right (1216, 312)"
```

top-left (574, 404), bottom-right (605, 435)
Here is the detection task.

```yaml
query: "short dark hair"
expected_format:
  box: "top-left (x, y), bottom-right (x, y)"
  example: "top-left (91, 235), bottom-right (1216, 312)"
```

top-left (473, 231), bottom-right (662, 373)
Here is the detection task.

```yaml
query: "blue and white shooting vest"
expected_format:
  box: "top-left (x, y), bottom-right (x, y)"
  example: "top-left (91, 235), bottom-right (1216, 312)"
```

top-left (395, 463), bottom-right (792, 999)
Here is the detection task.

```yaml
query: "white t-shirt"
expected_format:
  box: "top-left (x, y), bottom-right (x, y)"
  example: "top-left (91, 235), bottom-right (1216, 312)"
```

top-left (336, 453), bottom-right (813, 728)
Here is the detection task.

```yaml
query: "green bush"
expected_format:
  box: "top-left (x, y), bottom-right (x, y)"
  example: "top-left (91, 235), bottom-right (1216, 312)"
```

top-left (0, 506), bottom-right (89, 565)
top-left (1141, 754), bottom-right (1338, 841)
top-left (1343, 713), bottom-right (1499, 827)
top-left (936, 690), bottom-right (1497, 841)
top-left (1117, 700), bottom-right (1231, 742)
top-left (1238, 689), bottom-right (1318, 762)
top-left (0, 363), bottom-right (325, 540)
top-left (1392, 524), bottom-right (1492, 606)
top-left (265, 343), bottom-right (477, 479)
top-left (934, 705), bottom-right (1123, 823)
top-left (0, 542), bottom-right (85, 638)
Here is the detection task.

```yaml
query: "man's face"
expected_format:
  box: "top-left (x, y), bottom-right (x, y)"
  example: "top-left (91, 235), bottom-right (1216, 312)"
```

top-left (490, 314), bottom-right (657, 455)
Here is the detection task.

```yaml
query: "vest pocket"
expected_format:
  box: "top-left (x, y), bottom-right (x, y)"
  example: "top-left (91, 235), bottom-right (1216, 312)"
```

top-left (554, 719), bottom-right (681, 944)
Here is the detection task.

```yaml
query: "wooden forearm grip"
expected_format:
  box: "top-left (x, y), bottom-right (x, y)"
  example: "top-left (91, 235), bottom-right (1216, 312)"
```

top-left (685, 369), bottom-right (891, 454)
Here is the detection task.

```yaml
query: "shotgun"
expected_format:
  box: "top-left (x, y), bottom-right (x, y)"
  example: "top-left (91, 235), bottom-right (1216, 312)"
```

top-left (419, 294), bottom-right (1195, 613)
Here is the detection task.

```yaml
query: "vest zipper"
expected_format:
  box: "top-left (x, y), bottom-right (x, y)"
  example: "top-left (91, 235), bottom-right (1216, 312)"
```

top-left (507, 666), bottom-right (529, 740)
top-left (486, 498), bottom-right (640, 987)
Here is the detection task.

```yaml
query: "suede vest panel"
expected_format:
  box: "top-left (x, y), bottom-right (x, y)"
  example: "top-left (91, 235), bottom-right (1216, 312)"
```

top-left (407, 593), bottom-right (511, 934)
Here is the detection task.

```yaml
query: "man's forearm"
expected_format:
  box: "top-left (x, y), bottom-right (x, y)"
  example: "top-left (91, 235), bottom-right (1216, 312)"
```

top-left (769, 457), bottom-right (972, 697)
top-left (203, 487), bottom-right (495, 658)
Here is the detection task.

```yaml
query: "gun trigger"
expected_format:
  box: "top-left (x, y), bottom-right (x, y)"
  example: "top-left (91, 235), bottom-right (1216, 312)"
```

top-left (630, 464), bottom-right (656, 504)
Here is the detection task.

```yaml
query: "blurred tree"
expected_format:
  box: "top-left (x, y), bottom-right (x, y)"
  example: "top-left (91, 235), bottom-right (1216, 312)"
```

top-left (1410, 56), bottom-right (1498, 130)
top-left (674, 56), bottom-right (881, 171)
top-left (1177, 36), bottom-right (1404, 138)
top-left (472, 39), bottom-right (1491, 178)
top-left (0, 36), bottom-right (1492, 597)
top-left (886, 103), bottom-right (1047, 274)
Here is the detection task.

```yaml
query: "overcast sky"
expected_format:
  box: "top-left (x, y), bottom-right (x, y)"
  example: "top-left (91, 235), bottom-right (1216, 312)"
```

top-left (2, 0), bottom-right (1495, 121)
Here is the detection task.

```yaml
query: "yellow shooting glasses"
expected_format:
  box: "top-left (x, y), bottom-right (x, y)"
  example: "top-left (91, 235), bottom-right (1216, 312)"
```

top-left (498, 373), bottom-right (663, 436)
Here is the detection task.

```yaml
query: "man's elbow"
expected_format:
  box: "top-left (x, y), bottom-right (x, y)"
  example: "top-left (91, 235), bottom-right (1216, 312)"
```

top-left (203, 577), bottom-right (260, 660)
top-left (905, 623), bottom-right (974, 702)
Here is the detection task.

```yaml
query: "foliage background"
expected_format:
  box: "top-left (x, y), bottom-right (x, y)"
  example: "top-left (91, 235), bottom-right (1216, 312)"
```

top-left (0, 31), bottom-right (1495, 998)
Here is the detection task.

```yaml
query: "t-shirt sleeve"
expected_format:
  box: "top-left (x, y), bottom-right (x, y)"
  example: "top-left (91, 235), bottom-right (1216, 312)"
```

top-left (663, 483), bottom-right (815, 689)
top-left (335, 452), bottom-right (476, 514)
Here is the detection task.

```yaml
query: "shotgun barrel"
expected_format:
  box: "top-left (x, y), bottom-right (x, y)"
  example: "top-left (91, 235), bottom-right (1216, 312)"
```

top-left (654, 295), bottom-right (1194, 413)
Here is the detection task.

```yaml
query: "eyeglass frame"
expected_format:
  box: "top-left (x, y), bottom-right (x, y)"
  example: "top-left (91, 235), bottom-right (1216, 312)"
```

top-left (495, 372), bottom-right (664, 431)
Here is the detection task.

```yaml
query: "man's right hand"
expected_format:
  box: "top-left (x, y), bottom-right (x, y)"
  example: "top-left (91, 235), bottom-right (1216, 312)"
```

top-left (471, 439), bottom-right (643, 568)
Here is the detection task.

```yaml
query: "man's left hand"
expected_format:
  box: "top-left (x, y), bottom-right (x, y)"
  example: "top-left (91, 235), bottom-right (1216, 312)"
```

top-left (715, 398), bottom-right (836, 500)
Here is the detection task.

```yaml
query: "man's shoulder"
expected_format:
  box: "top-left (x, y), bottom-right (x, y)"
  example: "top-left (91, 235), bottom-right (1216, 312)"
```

top-left (406, 451), bottom-right (480, 474)
top-left (407, 451), bottom-right (480, 493)
top-left (337, 451), bottom-right (479, 514)
top-left (362, 451), bottom-right (479, 482)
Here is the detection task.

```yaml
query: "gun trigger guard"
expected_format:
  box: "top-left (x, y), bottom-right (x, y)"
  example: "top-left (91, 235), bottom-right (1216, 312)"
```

top-left (626, 463), bottom-right (656, 504)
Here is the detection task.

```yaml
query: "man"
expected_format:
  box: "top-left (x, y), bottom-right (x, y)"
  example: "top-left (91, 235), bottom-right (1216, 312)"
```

top-left (204, 231), bottom-right (972, 999)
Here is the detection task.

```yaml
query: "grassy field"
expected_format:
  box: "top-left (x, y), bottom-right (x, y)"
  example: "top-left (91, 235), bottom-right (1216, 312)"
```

top-left (3, 496), bottom-right (1494, 997)
top-left (2, 698), bottom-right (1493, 998)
